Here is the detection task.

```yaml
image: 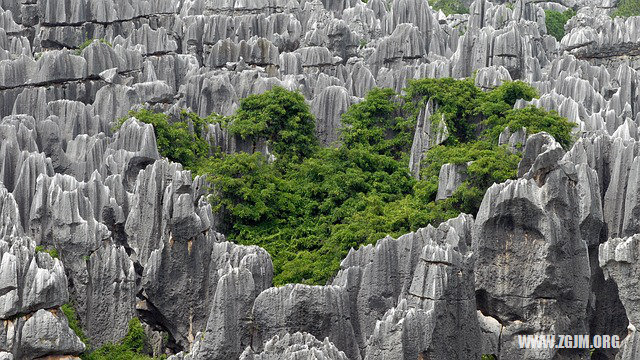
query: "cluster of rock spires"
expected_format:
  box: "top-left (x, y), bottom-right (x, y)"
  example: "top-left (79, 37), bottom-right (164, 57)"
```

top-left (1, 0), bottom-right (640, 358)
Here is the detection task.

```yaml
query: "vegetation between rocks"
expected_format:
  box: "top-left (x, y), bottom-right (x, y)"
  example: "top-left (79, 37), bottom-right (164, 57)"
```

top-left (62, 303), bottom-right (163, 360)
top-left (82, 318), bottom-right (165, 360)
top-left (128, 79), bottom-right (574, 286)
top-left (611, 0), bottom-right (640, 18)
top-left (62, 303), bottom-right (90, 345)
top-left (431, 0), bottom-right (470, 15)
top-left (75, 38), bottom-right (112, 55)
top-left (545, 8), bottom-right (576, 41)
top-left (35, 245), bottom-right (59, 259)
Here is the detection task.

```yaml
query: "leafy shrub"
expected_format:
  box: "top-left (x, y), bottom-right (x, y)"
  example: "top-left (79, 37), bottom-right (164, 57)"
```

top-left (117, 109), bottom-right (213, 172)
top-left (419, 141), bottom-right (521, 214)
top-left (341, 87), bottom-right (412, 158)
top-left (83, 318), bottom-right (164, 360)
top-left (431, 0), bottom-right (470, 15)
top-left (202, 145), bottom-right (415, 284)
top-left (483, 105), bottom-right (576, 149)
top-left (62, 303), bottom-right (90, 346)
top-left (35, 245), bottom-right (59, 259)
top-left (612, 0), bottom-right (640, 18)
top-left (545, 9), bottom-right (576, 41)
top-left (227, 86), bottom-right (317, 162)
top-left (63, 302), bottom-right (163, 359)
top-left (75, 38), bottom-right (112, 55)
top-left (405, 77), bottom-right (483, 143)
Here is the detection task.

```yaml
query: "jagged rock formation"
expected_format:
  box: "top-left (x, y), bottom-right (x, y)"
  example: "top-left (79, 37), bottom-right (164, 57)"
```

top-left (239, 332), bottom-right (349, 360)
top-left (473, 160), bottom-right (591, 359)
top-left (2, 0), bottom-right (640, 358)
top-left (599, 235), bottom-right (640, 360)
top-left (0, 185), bottom-right (84, 359)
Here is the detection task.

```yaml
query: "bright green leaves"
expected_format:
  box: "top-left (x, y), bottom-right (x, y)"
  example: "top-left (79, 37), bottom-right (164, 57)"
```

top-left (120, 318), bottom-right (147, 354)
top-left (405, 77), bottom-right (483, 143)
top-left (121, 109), bottom-right (213, 172)
top-left (545, 9), bottom-right (576, 41)
top-left (483, 105), bottom-right (576, 149)
top-left (341, 87), bottom-right (412, 158)
top-left (83, 318), bottom-right (163, 360)
top-left (230, 86), bottom-right (317, 162)
top-left (124, 80), bottom-right (574, 286)
top-left (419, 141), bottom-right (521, 215)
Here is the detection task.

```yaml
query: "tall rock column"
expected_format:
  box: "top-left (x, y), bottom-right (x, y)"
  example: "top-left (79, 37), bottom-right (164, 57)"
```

top-left (473, 162), bottom-right (591, 359)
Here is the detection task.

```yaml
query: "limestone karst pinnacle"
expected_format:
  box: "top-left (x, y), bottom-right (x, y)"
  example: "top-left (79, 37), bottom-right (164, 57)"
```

top-left (1, 0), bottom-right (640, 359)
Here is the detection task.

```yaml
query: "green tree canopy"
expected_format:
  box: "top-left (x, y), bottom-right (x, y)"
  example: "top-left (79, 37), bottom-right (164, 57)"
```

top-left (229, 86), bottom-right (317, 161)
top-left (128, 80), bottom-right (575, 285)
top-left (545, 9), bottom-right (576, 41)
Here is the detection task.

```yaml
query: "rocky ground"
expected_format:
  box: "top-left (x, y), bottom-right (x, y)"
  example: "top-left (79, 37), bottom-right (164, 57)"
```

top-left (1, 0), bottom-right (640, 359)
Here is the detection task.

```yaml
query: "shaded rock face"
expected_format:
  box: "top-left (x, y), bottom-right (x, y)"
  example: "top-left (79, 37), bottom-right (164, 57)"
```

top-left (473, 167), bottom-right (591, 359)
top-left (311, 85), bottom-right (350, 146)
top-left (326, 214), bottom-right (479, 359)
top-left (599, 235), bottom-right (640, 360)
top-left (143, 240), bottom-right (274, 350)
top-left (365, 239), bottom-right (480, 360)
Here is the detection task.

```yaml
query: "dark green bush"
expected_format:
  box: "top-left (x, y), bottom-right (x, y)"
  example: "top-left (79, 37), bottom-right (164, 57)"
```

top-left (228, 86), bottom-right (317, 162)
top-left (431, 0), bottom-right (470, 15)
top-left (545, 9), bottom-right (576, 41)
top-left (612, 0), bottom-right (640, 18)
top-left (83, 318), bottom-right (164, 360)
top-left (341, 87), bottom-right (412, 158)
top-left (118, 109), bottom-right (213, 172)
top-left (405, 77), bottom-right (483, 143)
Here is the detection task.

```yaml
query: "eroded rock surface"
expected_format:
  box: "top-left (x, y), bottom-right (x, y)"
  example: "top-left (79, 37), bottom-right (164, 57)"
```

top-left (2, 0), bottom-right (640, 358)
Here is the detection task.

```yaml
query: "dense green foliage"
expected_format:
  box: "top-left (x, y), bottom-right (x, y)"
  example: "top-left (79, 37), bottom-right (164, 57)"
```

top-left (545, 9), bottom-right (576, 41)
top-left (341, 87), bottom-right (413, 158)
top-left (431, 0), bottom-right (469, 15)
top-left (62, 303), bottom-right (162, 360)
top-left (405, 77), bottom-right (483, 143)
top-left (418, 141), bottom-right (521, 214)
top-left (202, 144), bottom-right (416, 283)
top-left (83, 318), bottom-right (164, 360)
top-left (226, 86), bottom-right (317, 161)
top-left (612, 0), bottom-right (640, 18)
top-left (129, 81), bottom-right (574, 285)
top-left (118, 109), bottom-right (214, 171)
top-left (483, 105), bottom-right (575, 149)
top-left (35, 245), bottom-right (59, 259)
